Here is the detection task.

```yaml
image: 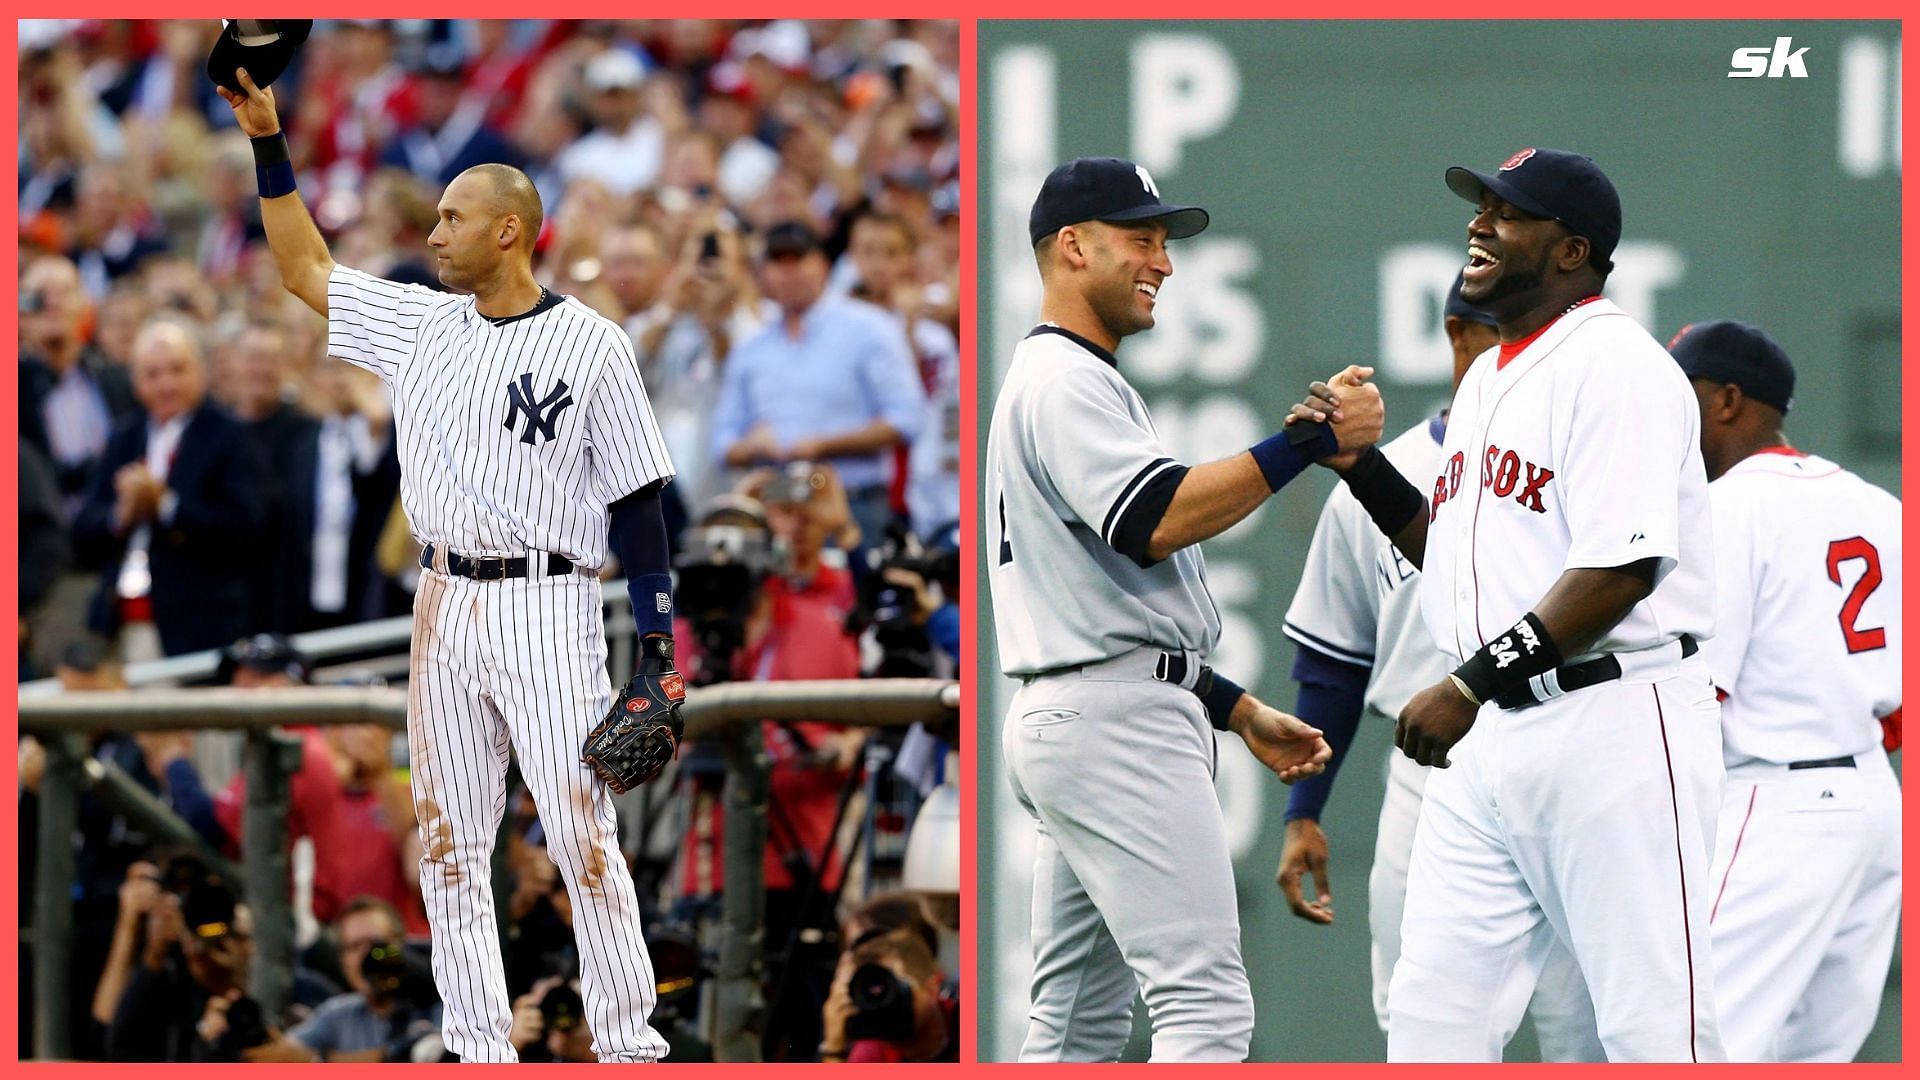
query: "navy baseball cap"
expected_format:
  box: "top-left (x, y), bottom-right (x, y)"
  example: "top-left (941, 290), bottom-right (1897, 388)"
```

top-left (1445, 148), bottom-right (1621, 274)
top-left (1029, 157), bottom-right (1209, 247)
top-left (763, 220), bottom-right (822, 259)
top-left (206, 20), bottom-right (312, 96)
top-left (1667, 320), bottom-right (1796, 415)
top-left (1443, 269), bottom-right (1498, 326)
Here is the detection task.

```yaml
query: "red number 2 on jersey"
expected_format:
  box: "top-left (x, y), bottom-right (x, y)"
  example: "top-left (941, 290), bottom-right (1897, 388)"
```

top-left (1826, 536), bottom-right (1887, 653)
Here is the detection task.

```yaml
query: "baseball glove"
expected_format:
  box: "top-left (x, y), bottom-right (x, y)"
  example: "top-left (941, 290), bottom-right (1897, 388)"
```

top-left (581, 636), bottom-right (686, 793)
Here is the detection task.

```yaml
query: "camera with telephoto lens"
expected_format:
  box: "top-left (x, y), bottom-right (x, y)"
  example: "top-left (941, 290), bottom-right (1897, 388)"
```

top-left (844, 962), bottom-right (917, 1043)
top-left (540, 983), bottom-right (586, 1034)
top-left (360, 940), bottom-right (410, 994)
top-left (215, 994), bottom-right (273, 1057)
top-left (674, 509), bottom-right (774, 683)
top-left (852, 525), bottom-right (956, 677)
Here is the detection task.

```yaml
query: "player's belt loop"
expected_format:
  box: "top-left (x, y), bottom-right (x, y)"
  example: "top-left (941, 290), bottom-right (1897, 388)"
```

top-left (1151, 650), bottom-right (1202, 692)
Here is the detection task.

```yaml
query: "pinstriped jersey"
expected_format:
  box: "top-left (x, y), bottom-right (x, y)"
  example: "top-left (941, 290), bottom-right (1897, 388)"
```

top-left (986, 325), bottom-right (1219, 676)
top-left (327, 265), bottom-right (673, 569)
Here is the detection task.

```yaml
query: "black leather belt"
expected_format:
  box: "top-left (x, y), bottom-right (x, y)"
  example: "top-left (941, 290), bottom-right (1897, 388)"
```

top-left (1788, 755), bottom-right (1856, 770)
top-left (1494, 634), bottom-right (1698, 711)
top-left (421, 544), bottom-right (576, 581)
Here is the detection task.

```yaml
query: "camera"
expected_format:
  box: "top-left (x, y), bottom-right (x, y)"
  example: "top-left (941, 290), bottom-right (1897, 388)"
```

top-left (215, 994), bottom-right (273, 1056)
top-left (853, 525), bottom-right (956, 677)
top-left (540, 982), bottom-right (586, 1034)
top-left (844, 962), bottom-right (916, 1043)
top-left (674, 514), bottom-right (774, 681)
top-left (360, 940), bottom-right (411, 994)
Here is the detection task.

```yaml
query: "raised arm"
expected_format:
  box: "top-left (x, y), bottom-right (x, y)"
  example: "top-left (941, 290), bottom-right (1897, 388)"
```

top-left (216, 67), bottom-right (333, 316)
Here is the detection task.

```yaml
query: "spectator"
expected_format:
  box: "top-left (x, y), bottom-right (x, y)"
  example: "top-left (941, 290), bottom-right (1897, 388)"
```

top-left (712, 222), bottom-right (925, 543)
top-left (633, 219), bottom-right (773, 510)
top-left (818, 897), bottom-right (957, 1063)
top-left (287, 359), bottom-right (404, 631)
top-left (66, 162), bottom-right (169, 297)
top-left (378, 45), bottom-right (524, 187)
top-left (267, 897), bottom-right (441, 1062)
top-left (511, 976), bottom-right (597, 1063)
top-left (105, 872), bottom-right (272, 1061)
top-left (844, 210), bottom-right (960, 539)
top-left (72, 317), bottom-right (267, 660)
top-left (555, 48), bottom-right (666, 198)
top-left (19, 253), bottom-right (139, 513)
top-left (210, 630), bottom-right (408, 926)
top-left (191, 133), bottom-right (264, 287)
top-left (19, 439), bottom-right (71, 675)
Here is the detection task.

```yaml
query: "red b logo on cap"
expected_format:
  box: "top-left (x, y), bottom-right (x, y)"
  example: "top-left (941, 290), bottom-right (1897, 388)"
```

top-left (1500, 148), bottom-right (1536, 171)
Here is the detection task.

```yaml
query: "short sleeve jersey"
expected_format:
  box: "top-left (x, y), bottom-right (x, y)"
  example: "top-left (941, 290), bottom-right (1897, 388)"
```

top-left (987, 325), bottom-right (1220, 676)
top-left (326, 265), bottom-right (673, 568)
top-left (1419, 298), bottom-right (1715, 663)
top-left (1701, 450), bottom-right (1902, 765)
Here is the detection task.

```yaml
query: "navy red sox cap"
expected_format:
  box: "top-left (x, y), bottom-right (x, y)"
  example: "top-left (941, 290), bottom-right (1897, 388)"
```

top-left (1445, 148), bottom-right (1621, 274)
top-left (1029, 157), bottom-right (1210, 248)
top-left (1667, 319), bottom-right (1797, 415)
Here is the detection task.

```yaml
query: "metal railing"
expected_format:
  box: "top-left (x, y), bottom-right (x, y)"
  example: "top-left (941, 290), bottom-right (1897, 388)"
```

top-left (19, 678), bottom-right (959, 1062)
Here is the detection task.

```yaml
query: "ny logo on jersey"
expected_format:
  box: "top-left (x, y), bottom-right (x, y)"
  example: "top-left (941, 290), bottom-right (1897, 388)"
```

top-left (504, 373), bottom-right (574, 445)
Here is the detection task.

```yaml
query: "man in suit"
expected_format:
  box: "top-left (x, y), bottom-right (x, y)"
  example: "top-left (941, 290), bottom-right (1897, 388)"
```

top-left (273, 358), bottom-right (402, 632)
top-left (73, 317), bottom-right (269, 659)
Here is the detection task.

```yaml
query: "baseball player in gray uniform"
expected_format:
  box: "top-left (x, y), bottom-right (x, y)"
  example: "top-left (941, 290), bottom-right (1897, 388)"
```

top-left (221, 68), bottom-right (680, 1061)
top-left (986, 156), bottom-right (1381, 1062)
top-left (1276, 273), bottom-right (1601, 1060)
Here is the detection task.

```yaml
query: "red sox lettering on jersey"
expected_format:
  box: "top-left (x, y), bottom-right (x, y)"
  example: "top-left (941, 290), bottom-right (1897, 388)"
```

top-left (1429, 447), bottom-right (1555, 520)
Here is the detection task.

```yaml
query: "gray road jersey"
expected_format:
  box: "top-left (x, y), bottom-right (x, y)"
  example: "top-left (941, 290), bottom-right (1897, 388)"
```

top-left (986, 325), bottom-right (1221, 676)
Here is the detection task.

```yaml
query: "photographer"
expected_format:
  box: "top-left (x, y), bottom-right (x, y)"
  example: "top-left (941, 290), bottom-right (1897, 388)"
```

top-left (272, 897), bottom-right (441, 1062)
top-left (105, 864), bottom-right (274, 1061)
top-left (509, 975), bottom-right (596, 1063)
top-left (818, 927), bottom-right (957, 1063)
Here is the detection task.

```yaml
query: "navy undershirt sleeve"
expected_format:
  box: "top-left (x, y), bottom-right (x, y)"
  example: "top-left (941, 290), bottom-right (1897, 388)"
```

top-left (608, 481), bottom-right (673, 637)
top-left (1284, 643), bottom-right (1372, 823)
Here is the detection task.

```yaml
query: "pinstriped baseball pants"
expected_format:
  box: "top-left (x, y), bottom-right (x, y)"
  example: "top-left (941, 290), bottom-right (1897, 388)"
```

top-left (408, 566), bottom-right (667, 1062)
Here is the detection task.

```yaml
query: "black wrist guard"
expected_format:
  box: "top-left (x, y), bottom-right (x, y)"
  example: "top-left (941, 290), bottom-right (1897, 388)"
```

top-left (638, 633), bottom-right (675, 674)
top-left (1339, 447), bottom-right (1426, 538)
top-left (1194, 666), bottom-right (1245, 732)
top-left (1453, 612), bottom-right (1563, 703)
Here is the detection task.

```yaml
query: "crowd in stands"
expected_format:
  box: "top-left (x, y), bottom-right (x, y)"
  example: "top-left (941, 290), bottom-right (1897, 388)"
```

top-left (18, 18), bottom-right (961, 1061)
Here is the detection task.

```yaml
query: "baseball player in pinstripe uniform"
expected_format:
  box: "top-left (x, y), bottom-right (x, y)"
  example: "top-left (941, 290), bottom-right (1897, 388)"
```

top-left (222, 68), bottom-right (677, 1061)
top-left (1276, 273), bottom-right (1601, 1060)
top-left (986, 157), bottom-right (1379, 1061)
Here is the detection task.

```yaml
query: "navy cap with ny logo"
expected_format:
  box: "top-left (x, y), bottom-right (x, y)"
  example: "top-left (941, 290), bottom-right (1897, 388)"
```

top-left (1028, 157), bottom-right (1211, 247)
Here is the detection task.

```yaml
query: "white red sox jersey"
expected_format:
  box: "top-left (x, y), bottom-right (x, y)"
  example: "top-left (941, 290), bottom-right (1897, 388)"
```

top-left (1285, 417), bottom-right (1450, 717)
top-left (1701, 449), bottom-right (1902, 765)
top-left (326, 264), bottom-right (674, 565)
top-left (987, 325), bottom-right (1220, 676)
top-left (1420, 298), bottom-right (1715, 664)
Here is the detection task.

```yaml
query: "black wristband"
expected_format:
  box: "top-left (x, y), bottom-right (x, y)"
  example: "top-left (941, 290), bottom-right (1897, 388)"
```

top-left (250, 131), bottom-right (291, 166)
top-left (1194, 666), bottom-right (1245, 731)
top-left (1452, 612), bottom-right (1563, 703)
top-left (1339, 447), bottom-right (1425, 538)
top-left (638, 633), bottom-right (675, 673)
top-left (251, 132), bottom-right (296, 198)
